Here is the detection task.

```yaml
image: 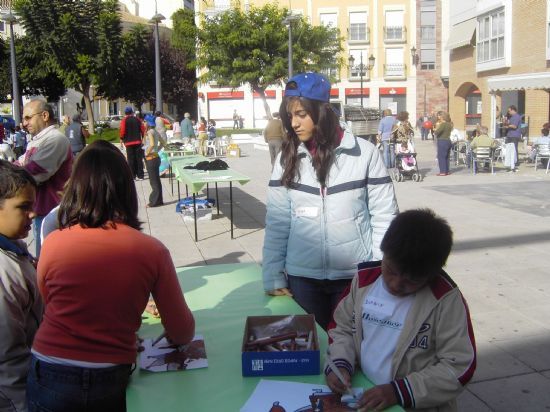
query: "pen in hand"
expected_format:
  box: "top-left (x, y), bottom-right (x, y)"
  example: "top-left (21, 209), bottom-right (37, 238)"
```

top-left (151, 331), bottom-right (166, 347)
top-left (326, 356), bottom-right (354, 398)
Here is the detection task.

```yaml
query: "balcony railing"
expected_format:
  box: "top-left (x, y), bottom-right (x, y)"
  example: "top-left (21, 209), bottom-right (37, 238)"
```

top-left (384, 26), bottom-right (407, 43)
top-left (347, 27), bottom-right (370, 44)
top-left (349, 64), bottom-right (371, 81)
top-left (384, 63), bottom-right (407, 79)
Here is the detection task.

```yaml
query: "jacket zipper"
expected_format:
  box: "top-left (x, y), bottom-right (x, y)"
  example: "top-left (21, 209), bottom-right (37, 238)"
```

top-left (320, 185), bottom-right (328, 278)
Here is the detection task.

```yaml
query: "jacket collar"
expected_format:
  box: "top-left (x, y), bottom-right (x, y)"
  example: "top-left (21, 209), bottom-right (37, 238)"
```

top-left (0, 234), bottom-right (31, 257)
top-left (297, 122), bottom-right (357, 158)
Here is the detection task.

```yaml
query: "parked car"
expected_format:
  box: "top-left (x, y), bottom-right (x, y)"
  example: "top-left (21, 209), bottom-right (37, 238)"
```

top-left (100, 115), bottom-right (123, 129)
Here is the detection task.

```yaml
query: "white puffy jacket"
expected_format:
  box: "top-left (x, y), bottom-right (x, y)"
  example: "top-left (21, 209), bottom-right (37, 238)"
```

top-left (262, 126), bottom-right (398, 291)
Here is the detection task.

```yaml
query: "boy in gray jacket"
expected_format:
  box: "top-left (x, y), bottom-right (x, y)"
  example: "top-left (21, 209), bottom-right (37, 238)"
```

top-left (0, 161), bottom-right (43, 412)
top-left (326, 209), bottom-right (476, 412)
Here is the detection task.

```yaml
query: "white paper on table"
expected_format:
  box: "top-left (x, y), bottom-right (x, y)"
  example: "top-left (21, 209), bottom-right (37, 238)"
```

top-left (240, 379), bottom-right (363, 412)
top-left (139, 334), bottom-right (208, 372)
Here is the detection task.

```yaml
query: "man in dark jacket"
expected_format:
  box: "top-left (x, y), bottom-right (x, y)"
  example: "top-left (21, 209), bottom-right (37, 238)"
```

top-left (65, 114), bottom-right (87, 156)
top-left (119, 106), bottom-right (145, 180)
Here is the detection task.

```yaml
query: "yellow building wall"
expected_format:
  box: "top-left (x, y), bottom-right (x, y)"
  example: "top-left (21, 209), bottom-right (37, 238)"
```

top-left (449, 0), bottom-right (550, 136)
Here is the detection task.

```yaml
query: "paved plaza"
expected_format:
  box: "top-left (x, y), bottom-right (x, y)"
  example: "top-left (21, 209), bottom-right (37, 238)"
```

top-left (30, 138), bottom-right (550, 411)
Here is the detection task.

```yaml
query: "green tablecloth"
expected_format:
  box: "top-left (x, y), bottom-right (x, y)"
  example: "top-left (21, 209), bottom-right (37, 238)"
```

top-left (164, 149), bottom-right (196, 157)
top-left (168, 154), bottom-right (207, 168)
top-left (173, 166), bottom-right (251, 194)
top-left (126, 263), bottom-right (403, 412)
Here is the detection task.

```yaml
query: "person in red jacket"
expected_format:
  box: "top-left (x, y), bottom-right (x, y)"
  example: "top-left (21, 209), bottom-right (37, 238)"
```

top-left (119, 106), bottom-right (146, 180)
top-left (27, 140), bottom-right (195, 412)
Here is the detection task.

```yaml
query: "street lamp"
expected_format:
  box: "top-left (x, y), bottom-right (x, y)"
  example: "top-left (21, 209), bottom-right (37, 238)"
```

top-left (283, 13), bottom-right (301, 79)
top-left (348, 52), bottom-right (375, 107)
top-left (410, 46), bottom-right (419, 66)
top-left (149, 11), bottom-right (166, 113)
top-left (1, 10), bottom-right (21, 124)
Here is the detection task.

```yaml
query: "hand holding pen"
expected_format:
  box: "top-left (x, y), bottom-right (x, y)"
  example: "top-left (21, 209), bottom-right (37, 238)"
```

top-left (151, 331), bottom-right (189, 352)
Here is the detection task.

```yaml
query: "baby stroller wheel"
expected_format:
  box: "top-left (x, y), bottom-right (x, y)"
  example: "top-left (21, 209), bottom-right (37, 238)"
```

top-left (398, 172), bottom-right (405, 182)
top-left (391, 169), bottom-right (400, 182)
top-left (412, 172), bottom-right (421, 182)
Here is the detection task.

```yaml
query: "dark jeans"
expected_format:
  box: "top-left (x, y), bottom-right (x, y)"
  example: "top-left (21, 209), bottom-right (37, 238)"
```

top-left (14, 146), bottom-right (25, 158)
top-left (126, 145), bottom-right (144, 179)
top-left (421, 128), bottom-right (429, 140)
top-left (33, 215), bottom-right (45, 258)
top-left (145, 156), bottom-right (163, 206)
top-left (287, 275), bottom-right (352, 331)
top-left (437, 139), bottom-right (452, 174)
top-left (27, 356), bottom-right (131, 412)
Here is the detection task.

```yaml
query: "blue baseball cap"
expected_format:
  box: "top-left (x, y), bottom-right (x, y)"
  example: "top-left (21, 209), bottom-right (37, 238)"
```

top-left (125, 106), bottom-right (134, 114)
top-left (284, 73), bottom-right (331, 103)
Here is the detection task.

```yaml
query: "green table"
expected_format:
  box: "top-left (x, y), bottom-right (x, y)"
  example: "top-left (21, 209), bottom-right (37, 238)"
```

top-left (173, 165), bottom-right (251, 241)
top-left (127, 263), bottom-right (403, 412)
top-left (167, 155), bottom-right (207, 196)
top-left (164, 148), bottom-right (196, 157)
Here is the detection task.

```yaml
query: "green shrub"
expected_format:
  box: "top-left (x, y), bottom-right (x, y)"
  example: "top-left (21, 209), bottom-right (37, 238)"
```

top-left (87, 128), bottom-right (119, 144)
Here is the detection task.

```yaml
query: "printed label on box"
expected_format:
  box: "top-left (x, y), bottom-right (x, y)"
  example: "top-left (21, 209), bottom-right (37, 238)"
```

top-left (252, 359), bottom-right (264, 371)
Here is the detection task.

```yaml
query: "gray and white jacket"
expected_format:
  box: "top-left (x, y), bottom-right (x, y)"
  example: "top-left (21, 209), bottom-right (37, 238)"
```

top-left (262, 126), bottom-right (398, 291)
top-left (0, 239), bottom-right (43, 412)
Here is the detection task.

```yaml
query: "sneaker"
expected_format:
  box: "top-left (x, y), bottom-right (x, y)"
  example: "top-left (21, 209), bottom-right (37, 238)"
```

top-left (135, 177), bottom-right (144, 181)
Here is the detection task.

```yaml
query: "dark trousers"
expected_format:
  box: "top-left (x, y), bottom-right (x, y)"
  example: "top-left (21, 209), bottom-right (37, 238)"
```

top-left (421, 128), bottom-right (429, 140)
top-left (145, 156), bottom-right (163, 206)
top-left (437, 139), bottom-right (452, 174)
top-left (14, 146), bottom-right (25, 158)
top-left (27, 356), bottom-right (131, 412)
top-left (126, 145), bottom-right (144, 179)
top-left (287, 275), bottom-right (352, 331)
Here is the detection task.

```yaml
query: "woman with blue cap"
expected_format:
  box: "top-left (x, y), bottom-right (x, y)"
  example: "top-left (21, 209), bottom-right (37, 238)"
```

top-left (262, 73), bottom-right (398, 330)
top-left (144, 118), bottom-right (166, 207)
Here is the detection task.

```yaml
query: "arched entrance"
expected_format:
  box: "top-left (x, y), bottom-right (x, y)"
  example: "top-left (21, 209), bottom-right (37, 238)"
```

top-left (455, 82), bottom-right (482, 134)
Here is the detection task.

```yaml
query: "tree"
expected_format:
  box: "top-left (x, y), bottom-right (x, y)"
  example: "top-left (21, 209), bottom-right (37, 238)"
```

top-left (1, 36), bottom-right (66, 105)
top-left (14, 0), bottom-right (123, 131)
top-left (171, 8), bottom-right (197, 67)
top-left (117, 23), bottom-right (196, 115)
top-left (119, 24), bottom-right (154, 110)
top-left (16, 38), bottom-right (67, 101)
top-left (0, 38), bottom-right (11, 101)
top-left (190, 3), bottom-right (343, 119)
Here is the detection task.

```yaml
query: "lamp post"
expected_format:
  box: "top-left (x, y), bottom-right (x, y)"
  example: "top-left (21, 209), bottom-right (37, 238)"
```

top-left (150, 11), bottom-right (166, 113)
top-left (283, 13), bottom-right (301, 79)
top-left (348, 52), bottom-right (375, 107)
top-left (1, 10), bottom-right (21, 124)
top-left (410, 46), bottom-right (419, 66)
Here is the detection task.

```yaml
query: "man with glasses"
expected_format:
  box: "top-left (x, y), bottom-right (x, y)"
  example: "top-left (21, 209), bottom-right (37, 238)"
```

top-left (16, 99), bottom-right (72, 257)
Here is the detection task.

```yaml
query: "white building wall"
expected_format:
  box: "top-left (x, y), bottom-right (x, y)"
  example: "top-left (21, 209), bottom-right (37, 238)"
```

top-left (118, 0), bottom-right (189, 27)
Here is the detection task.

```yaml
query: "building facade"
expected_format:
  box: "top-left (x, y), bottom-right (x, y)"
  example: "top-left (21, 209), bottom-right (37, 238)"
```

top-left (198, 0), bottom-right (447, 129)
top-left (448, 0), bottom-right (550, 138)
top-left (414, 0), bottom-right (449, 121)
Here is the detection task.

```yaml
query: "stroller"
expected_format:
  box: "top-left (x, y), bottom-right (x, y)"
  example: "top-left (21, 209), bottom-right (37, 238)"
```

top-left (391, 139), bottom-right (422, 182)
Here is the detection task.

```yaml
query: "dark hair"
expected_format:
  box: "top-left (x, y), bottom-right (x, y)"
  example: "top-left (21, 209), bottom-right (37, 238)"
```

top-left (0, 160), bottom-right (37, 206)
top-left (508, 105), bottom-right (517, 112)
top-left (396, 111), bottom-right (409, 122)
top-left (541, 128), bottom-right (549, 137)
top-left (279, 96), bottom-right (340, 188)
top-left (155, 111), bottom-right (162, 116)
top-left (59, 140), bottom-right (141, 230)
top-left (381, 209), bottom-right (453, 281)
